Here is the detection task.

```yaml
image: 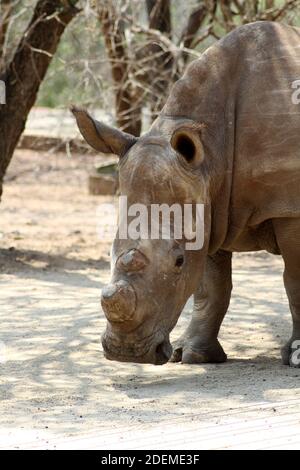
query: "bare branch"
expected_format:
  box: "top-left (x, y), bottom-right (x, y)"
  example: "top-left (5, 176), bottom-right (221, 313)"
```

top-left (179, 1), bottom-right (208, 50)
top-left (146, 0), bottom-right (171, 36)
top-left (262, 0), bottom-right (300, 21)
top-left (220, 0), bottom-right (235, 31)
top-left (0, 0), bottom-right (80, 198)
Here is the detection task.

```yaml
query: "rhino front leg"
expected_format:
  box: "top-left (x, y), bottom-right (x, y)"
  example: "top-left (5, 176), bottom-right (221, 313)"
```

top-left (171, 250), bottom-right (232, 364)
top-left (281, 270), bottom-right (300, 368)
top-left (274, 219), bottom-right (300, 367)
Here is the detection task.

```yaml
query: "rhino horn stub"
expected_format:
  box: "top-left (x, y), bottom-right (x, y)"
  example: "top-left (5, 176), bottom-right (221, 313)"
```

top-left (101, 280), bottom-right (136, 323)
top-left (117, 249), bottom-right (149, 273)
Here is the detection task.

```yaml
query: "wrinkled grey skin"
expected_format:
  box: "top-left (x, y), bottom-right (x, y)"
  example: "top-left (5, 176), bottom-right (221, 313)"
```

top-left (73, 21), bottom-right (300, 367)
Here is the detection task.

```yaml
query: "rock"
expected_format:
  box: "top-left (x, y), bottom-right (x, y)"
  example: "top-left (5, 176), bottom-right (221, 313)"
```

top-left (88, 164), bottom-right (118, 195)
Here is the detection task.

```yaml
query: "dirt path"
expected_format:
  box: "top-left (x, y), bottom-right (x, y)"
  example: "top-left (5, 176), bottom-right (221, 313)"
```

top-left (0, 149), bottom-right (300, 450)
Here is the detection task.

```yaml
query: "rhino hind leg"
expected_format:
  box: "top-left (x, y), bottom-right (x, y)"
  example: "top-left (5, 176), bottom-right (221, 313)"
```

top-left (170, 250), bottom-right (232, 364)
top-left (273, 218), bottom-right (300, 367)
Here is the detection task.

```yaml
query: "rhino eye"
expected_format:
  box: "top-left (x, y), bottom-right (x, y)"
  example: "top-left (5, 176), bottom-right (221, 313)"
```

top-left (175, 255), bottom-right (184, 268)
top-left (176, 135), bottom-right (196, 163)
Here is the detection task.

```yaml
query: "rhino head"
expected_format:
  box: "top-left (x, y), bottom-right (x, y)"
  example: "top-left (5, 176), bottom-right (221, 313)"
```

top-left (72, 107), bottom-right (210, 365)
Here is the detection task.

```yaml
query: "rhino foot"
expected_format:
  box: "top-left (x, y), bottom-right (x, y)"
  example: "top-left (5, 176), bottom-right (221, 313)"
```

top-left (170, 336), bottom-right (227, 364)
top-left (281, 338), bottom-right (300, 368)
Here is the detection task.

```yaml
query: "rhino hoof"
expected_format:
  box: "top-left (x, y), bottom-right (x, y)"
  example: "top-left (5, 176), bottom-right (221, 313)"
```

top-left (170, 338), bottom-right (227, 364)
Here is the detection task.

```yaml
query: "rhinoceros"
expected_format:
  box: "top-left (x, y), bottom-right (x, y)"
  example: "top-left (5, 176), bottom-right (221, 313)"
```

top-left (72, 21), bottom-right (300, 367)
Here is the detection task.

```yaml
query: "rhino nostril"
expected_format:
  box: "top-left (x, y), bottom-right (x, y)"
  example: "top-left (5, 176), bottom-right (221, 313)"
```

top-left (175, 255), bottom-right (184, 268)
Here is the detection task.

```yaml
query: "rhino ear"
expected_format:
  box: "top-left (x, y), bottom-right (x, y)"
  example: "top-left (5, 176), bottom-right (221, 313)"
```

top-left (170, 124), bottom-right (204, 167)
top-left (71, 107), bottom-right (137, 157)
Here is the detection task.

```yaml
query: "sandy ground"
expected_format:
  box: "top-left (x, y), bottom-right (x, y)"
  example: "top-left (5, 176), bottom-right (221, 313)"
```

top-left (0, 148), bottom-right (300, 450)
top-left (24, 107), bottom-right (108, 139)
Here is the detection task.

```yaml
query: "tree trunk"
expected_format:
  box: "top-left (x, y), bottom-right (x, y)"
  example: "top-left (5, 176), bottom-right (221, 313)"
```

top-left (179, 2), bottom-right (208, 51)
top-left (0, 0), bottom-right (79, 200)
top-left (145, 0), bottom-right (173, 120)
top-left (99, 4), bottom-right (142, 137)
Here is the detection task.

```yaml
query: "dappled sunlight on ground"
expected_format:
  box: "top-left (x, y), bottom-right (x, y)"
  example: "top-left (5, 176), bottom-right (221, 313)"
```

top-left (1, 250), bottom-right (299, 449)
top-left (0, 150), bottom-right (300, 449)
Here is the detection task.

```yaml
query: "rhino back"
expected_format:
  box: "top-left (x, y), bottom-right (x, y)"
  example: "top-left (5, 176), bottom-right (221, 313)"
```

top-left (161, 21), bottom-right (300, 252)
top-left (229, 22), bottom-right (300, 227)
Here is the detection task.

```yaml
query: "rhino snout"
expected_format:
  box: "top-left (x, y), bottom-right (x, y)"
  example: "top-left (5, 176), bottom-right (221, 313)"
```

top-left (101, 280), bottom-right (136, 323)
top-left (101, 331), bottom-right (172, 365)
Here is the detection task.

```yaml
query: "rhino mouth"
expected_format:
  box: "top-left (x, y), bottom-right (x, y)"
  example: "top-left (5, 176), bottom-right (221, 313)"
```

top-left (102, 333), bottom-right (172, 365)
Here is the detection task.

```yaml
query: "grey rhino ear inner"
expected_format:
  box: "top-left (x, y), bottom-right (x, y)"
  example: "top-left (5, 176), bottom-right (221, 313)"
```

top-left (71, 106), bottom-right (137, 157)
